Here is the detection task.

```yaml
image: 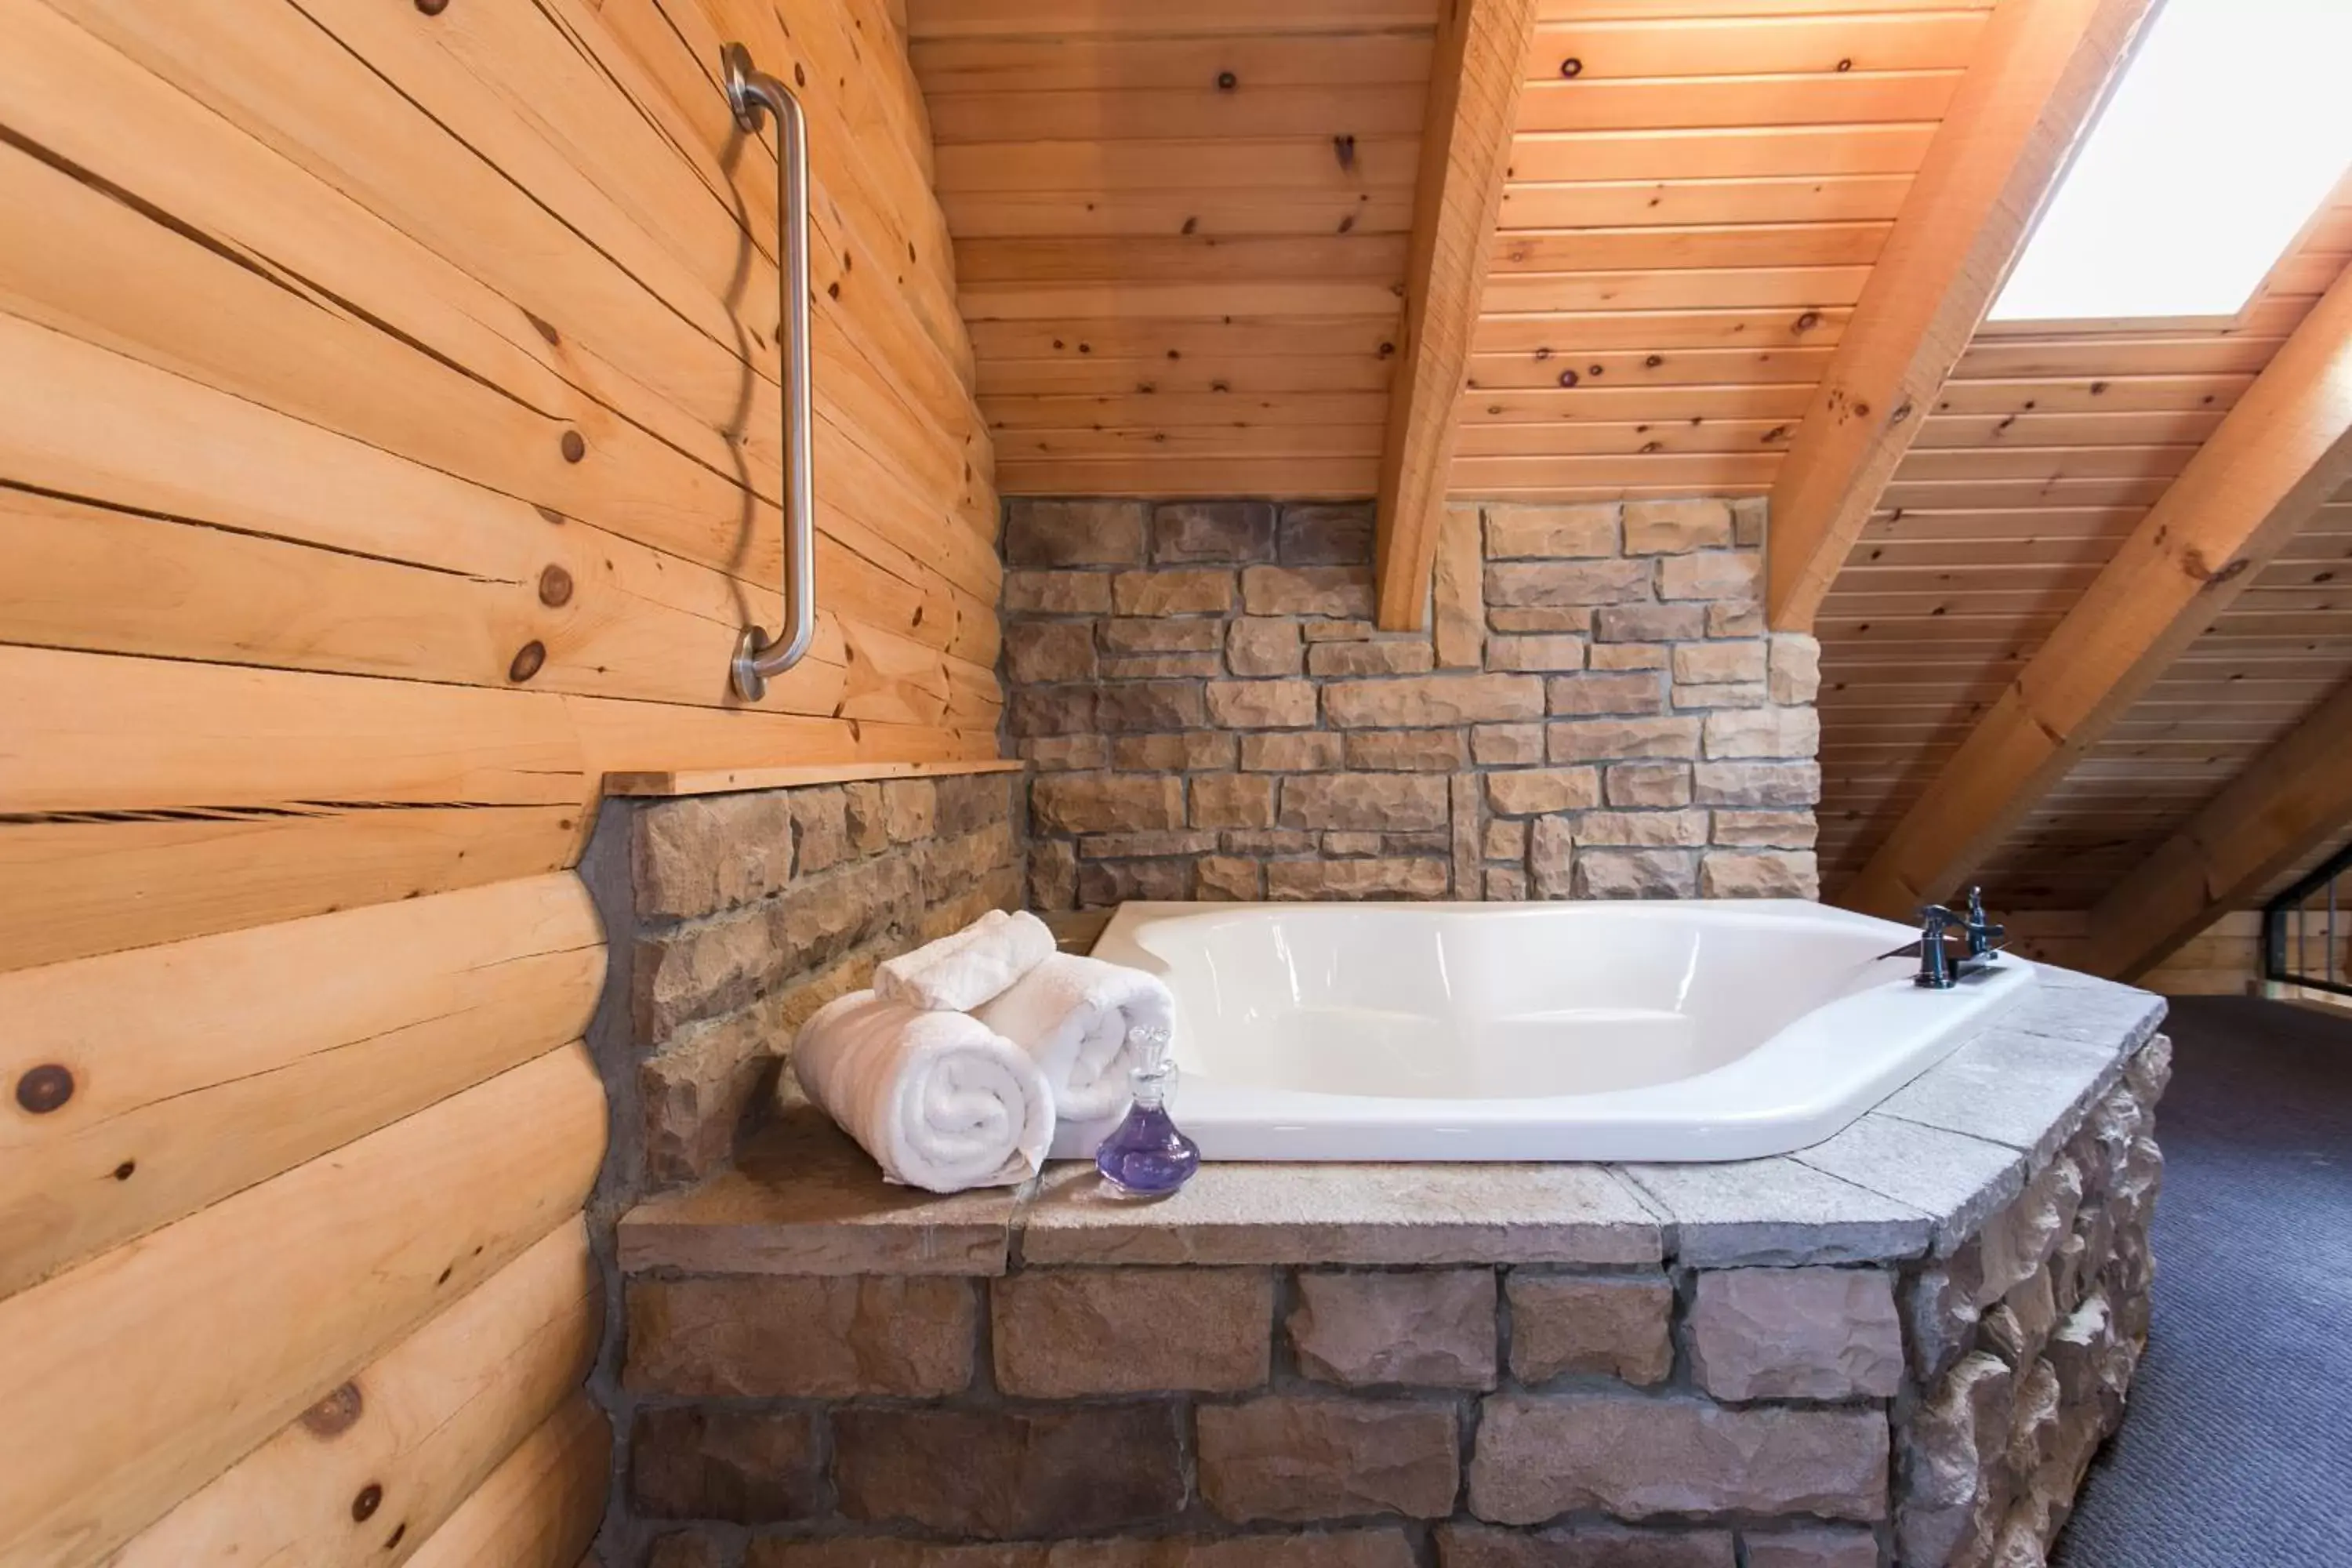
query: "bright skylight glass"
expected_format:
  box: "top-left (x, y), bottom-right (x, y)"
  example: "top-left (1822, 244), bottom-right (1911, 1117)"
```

top-left (1987, 0), bottom-right (2352, 324)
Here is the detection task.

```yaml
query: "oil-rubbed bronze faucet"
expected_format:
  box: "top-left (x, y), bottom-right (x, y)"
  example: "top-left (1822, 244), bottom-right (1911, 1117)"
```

top-left (1911, 887), bottom-right (2006, 989)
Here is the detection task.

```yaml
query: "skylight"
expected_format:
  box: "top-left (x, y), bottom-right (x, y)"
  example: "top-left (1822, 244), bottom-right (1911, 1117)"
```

top-left (1987, 0), bottom-right (2352, 325)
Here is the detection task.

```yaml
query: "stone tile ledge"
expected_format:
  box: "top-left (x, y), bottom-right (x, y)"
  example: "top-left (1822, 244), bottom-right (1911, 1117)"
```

top-left (617, 966), bottom-right (2165, 1276)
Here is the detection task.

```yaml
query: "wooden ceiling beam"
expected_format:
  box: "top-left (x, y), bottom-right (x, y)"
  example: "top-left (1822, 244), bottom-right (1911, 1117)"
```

top-left (1765, 0), bottom-right (2154, 633)
top-left (1842, 263), bottom-right (2352, 920)
top-left (2078, 676), bottom-right (2352, 981)
top-left (1373, 0), bottom-right (1540, 631)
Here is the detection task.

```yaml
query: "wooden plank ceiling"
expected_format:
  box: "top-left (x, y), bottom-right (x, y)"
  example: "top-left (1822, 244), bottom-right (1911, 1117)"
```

top-left (906, 0), bottom-right (1440, 498)
top-left (1817, 198), bottom-right (2352, 911)
top-left (1458, 0), bottom-right (1996, 502)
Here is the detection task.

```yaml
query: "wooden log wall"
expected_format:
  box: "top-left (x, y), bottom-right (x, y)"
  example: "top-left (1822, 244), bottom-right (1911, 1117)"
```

top-left (0, 0), bottom-right (995, 1561)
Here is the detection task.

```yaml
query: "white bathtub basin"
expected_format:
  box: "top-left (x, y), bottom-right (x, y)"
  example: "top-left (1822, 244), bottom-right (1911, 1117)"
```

top-left (1054, 899), bottom-right (2036, 1163)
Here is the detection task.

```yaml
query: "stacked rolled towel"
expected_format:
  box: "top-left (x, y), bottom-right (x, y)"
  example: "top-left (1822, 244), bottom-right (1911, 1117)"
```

top-left (874, 908), bottom-right (1058, 1013)
top-left (791, 990), bottom-right (1052, 1193)
top-left (976, 952), bottom-right (1177, 1121)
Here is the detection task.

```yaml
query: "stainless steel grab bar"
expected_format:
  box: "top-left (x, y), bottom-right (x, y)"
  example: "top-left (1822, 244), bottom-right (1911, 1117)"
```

top-left (722, 42), bottom-right (815, 701)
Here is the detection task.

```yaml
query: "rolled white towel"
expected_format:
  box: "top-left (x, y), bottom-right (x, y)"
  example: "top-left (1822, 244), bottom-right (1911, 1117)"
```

top-left (873, 908), bottom-right (1058, 1014)
top-left (975, 952), bottom-right (1175, 1121)
top-left (791, 989), bottom-right (1053, 1193)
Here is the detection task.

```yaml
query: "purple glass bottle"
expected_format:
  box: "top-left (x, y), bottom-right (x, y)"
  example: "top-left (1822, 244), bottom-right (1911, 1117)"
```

top-left (1094, 1025), bottom-right (1200, 1198)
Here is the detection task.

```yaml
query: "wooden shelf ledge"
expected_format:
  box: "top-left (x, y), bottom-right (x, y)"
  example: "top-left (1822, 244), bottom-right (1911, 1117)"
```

top-left (604, 757), bottom-right (1023, 799)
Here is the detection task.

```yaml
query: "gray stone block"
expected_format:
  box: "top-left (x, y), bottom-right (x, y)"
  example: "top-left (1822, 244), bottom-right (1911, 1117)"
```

top-left (1790, 1112), bottom-right (2028, 1257)
top-left (1619, 1156), bottom-right (1933, 1267)
top-left (1876, 1025), bottom-right (2125, 1167)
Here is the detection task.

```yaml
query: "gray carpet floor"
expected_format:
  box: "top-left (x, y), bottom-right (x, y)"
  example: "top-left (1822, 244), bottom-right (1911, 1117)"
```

top-left (2053, 996), bottom-right (2352, 1568)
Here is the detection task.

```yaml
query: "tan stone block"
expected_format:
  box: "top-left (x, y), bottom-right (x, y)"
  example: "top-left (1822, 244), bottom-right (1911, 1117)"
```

top-left (633, 792), bottom-right (795, 921)
top-left (1486, 502), bottom-right (1619, 559)
top-left (1590, 641), bottom-right (1670, 670)
top-left (1156, 499), bottom-right (1276, 563)
top-left (1282, 774), bottom-right (1451, 832)
top-left (750, 1533), bottom-right (1420, 1568)
top-left (1548, 716), bottom-right (1702, 762)
top-left (631, 1406), bottom-right (820, 1523)
top-left (1290, 1269), bottom-right (1497, 1388)
top-left (1528, 816), bottom-right (1572, 898)
top-left (1241, 731), bottom-right (1345, 771)
top-left (1742, 1529), bottom-right (1879, 1568)
top-left (1574, 848), bottom-right (1698, 899)
top-left (1113, 731), bottom-right (1237, 771)
top-left (1197, 855), bottom-right (1263, 900)
top-left (1549, 671), bottom-right (1668, 717)
top-left (1709, 601), bottom-right (1766, 637)
top-left (1507, 1273), bottom-right (1675, 1385)
top-left (1487, 867), bottom-right (1529, 900)
top-left (1690, 1268), bottom-right (1903, 1401)
top-left (1896, 1351), bottom-right (2015, 1566)
top-left (834, 1403), bottom-right (1185, 1537)
top-left (1009, 686), bottom-right (1099, 738)
top-left (1704, 708), bottom-right (1821, 760)
top-left (1606, 762), bottom-right (1693, 808)
top-left (1103, 652), bottom-right (1222, 681)
top-left (1229, 616), bottom-right (1305, 677)
top-left (1326, 673), bottom-right (1545, 728)
top-left (1268, 858), bottom-right (1451, 899)
top-left (844, 782), bottom-right (890, 855)
top-left (1674, 682), bottom-right (1769, 710)
top-left (1101, 616), bottom-right (1222, 654)
top-left (1113, 568), bottom-right (1236, 615)
top-left (1309, 639), bottom-right (1437, 677)
top-left (1346, 728), bottom-right (1472, 771)
top-left (1711, 810), bottom-right (1817, 848)
top-left (1770, 632), bottom-right (1823, 705)
top-left (625, 1276), bottom-right (975, 1396)
top-left (1489, 607), bottom-right (1595, 634)
top-left (640, 1005), bottom-right (777, 1188)
top-left (1079, 831), bottom-right (1218, 859)
top-left (1484, 819), bottom-right (1529, 861)
top-left (1693, 761), bottom-right (1820, 808)
top-left (1097, 681), bottom-right (1209, 732)
top-left (993, 1269), bottom-right (1272, 1396)
top-left (1487, 633), bottom-right (1588, 672)
top-left (1659, 550), bottom-right (1762, 602)
top-left (1301, 617), bottom-right (1379, 641)
top-left (1200, 1397), bottom-right (1460, 1523)
top-left (1007, 499), bottom-right (1147, 567)
top-left (1004, 568), bottom-right (1113, 615)
top-left (1486, 768), bottom-right (1602, 817)
top-left (648, 1530), bottom-right (725, 1568)
top-left (1225, 829), bottom-right (1319, 855)
top-left (1436, 1524), bottom-right (1734, 1568)
top-left (1472, 722), bottom-right (1548, 765)
top-left (1733, 495), bottom-right (1770, 546)
top-left (1207, 678), bottom-right (1319, 728)
top-left (1624, 499), bottom-right (1734, 554)
top-left (1243, 564), bottom-right (1375, 618)
top-left (1672, 641), bottom-right (1767, 685)
top-left (1573, 810), bottom-right (1709, 848)
top-left (1029, 838), bottom-right (1078, 910)
top-left (1033, 773), bottom-right (1186, 833)
top-left (1005, 621), bottom-right (1099, 684)
top-left (1434, 502), bottom-right (1486, 669)
top-left (1702, 850), bottom-right (1820, 898)
top-left (1279, 502), bottom-right (1375, 564)
top-left (1596, 603), bottom-right (1706, 642)
top-left (1079, 859), bottom-right (1195, 906)
top-left (1468, 1392), bottom-right (1888, 1524)
top-left (1323, 831), bottom-right (1385, 856)
top-left (1194, 773), bottom-right (1279, 829)
top-left (788, 788), bottom-right (851, 876)
top-left (635, 908), bottom-right (776, 1041)
top-left (1487, 559), bottom-right (1653, 608)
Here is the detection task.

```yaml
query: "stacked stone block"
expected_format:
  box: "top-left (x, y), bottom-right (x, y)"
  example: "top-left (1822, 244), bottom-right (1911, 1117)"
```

top-left (612, 1018), bottom-right (2169, 1568)
top-left (615, 771), bottom-right (1023, 1191)
top-left (1001, 496), bottom-right (1821, 907)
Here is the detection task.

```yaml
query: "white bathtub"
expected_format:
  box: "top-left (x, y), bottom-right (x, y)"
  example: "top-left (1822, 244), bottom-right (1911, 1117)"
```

top-left (1053, 899), bottom-right (2036, 1163)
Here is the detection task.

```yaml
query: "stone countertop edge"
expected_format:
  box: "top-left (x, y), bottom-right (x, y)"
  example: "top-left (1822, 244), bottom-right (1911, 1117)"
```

top-left (615, 967), bottom-right (2169, 1276)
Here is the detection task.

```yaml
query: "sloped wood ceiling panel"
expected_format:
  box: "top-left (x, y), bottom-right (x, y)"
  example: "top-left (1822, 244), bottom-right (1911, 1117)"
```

top-left (908, 0), bottom-right (1441, 496)
top-left (1454, 0), bottom-right (1995, 501)
top-left (1817, 199), bottom-right (2352, 908)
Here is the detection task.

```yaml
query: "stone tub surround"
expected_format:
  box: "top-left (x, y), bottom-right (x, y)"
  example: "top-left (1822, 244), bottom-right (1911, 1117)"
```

top-left (586, 770), bottom-right (1026, 1197)
top-left (608, 969), bottom-right (2169, 1567)
top-left (1001, 496), bottom-right (1821, 908)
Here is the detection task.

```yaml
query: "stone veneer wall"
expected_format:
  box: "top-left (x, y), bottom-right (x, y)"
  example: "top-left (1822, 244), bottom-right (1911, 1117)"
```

top-left (610, 1018), bottom-right (2168, 1568)
top-left (586, 771), bottom-right (1025, 1197)
top-left (1001, 496), bottom-right (1822, 908)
